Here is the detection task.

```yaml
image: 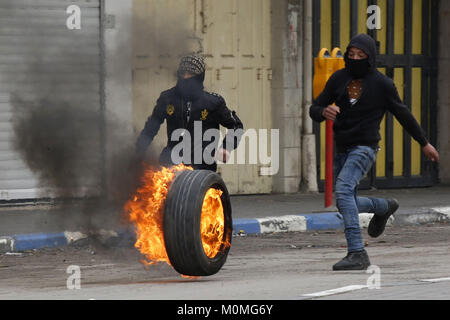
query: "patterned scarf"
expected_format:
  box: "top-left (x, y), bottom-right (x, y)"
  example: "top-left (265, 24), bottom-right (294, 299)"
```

top-left (177, 54), bottom-right (206, 76)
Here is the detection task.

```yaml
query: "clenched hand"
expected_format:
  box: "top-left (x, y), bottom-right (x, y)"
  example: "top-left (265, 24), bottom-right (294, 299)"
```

top-left (215, 148), bottom-right (231, 163)
top-left (422, 144), bottom-right (440, 163)
top-left (322, 105), bottom-right (341, 121)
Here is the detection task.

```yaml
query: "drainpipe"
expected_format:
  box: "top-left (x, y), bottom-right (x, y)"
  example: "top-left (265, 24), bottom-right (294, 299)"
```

top-left (301, 0), bottom-right (318, 192)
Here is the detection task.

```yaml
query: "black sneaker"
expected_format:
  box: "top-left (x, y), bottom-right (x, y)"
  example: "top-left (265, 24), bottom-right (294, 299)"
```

top-left (368, 198), bottom-right (399, 238)
top-left (332, 250), bottom-right (371, 271)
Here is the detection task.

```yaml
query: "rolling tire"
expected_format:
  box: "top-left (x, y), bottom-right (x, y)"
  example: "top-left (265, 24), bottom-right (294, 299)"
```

top-left (163, 170), bottom-right (232, 276)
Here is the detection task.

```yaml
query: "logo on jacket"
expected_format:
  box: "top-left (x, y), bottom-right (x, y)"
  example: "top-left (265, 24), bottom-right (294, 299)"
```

top-left (200, 109), bottom-right (208, 121)
top-left (166, 104), bottom-right (175, 116)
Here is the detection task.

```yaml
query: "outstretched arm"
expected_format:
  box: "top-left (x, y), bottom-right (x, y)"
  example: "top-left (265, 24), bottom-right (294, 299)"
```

top-left (386, 81), bottom-right (439, 162)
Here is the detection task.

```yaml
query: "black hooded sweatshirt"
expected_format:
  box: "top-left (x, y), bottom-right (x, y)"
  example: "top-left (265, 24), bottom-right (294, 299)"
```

top-left (309, 34), bottom-right (428, 153)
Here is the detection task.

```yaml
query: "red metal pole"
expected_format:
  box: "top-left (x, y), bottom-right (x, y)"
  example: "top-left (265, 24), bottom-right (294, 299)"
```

top-left (325, 119), bottom-right (334, 208)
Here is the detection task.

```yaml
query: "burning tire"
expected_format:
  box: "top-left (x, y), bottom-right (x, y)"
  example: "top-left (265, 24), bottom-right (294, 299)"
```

top-left (163, 170), bottom-right (232, 276)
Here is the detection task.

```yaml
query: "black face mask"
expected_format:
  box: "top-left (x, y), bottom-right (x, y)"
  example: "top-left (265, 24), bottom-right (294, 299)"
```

top-left (345, 58), bottom-right (371, 79)
top-left (176, 77), bottom-right (204, 101)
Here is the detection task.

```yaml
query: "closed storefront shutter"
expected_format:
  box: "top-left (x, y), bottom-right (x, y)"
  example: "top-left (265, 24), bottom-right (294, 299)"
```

top-left (0, 0), bottom-right (103, 200)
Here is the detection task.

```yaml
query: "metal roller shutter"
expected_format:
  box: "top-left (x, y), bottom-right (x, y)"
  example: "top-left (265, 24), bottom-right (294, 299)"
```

top-left (0, 0), bottom-right (103, 200)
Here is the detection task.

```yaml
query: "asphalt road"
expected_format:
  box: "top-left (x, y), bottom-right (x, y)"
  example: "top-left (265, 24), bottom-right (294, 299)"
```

top-left (0, 223), bottom-right (449, 300)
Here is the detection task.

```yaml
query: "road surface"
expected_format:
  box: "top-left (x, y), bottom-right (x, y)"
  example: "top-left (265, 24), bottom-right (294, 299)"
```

top-left (0, 223), bottom-right (449, 300)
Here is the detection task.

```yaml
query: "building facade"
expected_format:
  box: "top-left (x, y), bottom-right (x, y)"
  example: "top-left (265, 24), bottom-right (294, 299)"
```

top-left (0, 0), bottom-right (447, 202)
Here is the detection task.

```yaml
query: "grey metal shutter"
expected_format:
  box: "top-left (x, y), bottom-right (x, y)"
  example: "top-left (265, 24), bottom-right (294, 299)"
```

top-left (0, 0), bottom-right (102, 200)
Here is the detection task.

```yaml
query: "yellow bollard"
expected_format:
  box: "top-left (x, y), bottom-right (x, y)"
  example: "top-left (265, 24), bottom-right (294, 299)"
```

top-left (313, 48), bottom-right (334, 100)
top-left (330, 47), bottom-right (345, 73)
top-left (313, 47), bottom-right (346, 99)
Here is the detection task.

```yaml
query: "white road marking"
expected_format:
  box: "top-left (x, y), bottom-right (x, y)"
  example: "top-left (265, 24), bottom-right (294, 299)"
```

top-left (303, 276), bottom-right (450, 299)
top-left (418, 277), bottom-right (450, 283)
top-left (80, 264), bottom-right (116, 269)
top-left (303, 285), bottom-right (368, 298)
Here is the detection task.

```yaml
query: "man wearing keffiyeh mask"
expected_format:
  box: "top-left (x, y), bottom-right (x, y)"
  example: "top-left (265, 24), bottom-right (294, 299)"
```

top-left (136, 54), bottom-right (243, 172)
top-left (175, 54), bottom-right (206, 101)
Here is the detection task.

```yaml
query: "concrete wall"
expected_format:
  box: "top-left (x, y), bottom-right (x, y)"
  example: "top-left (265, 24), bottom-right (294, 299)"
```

top-left (103, 0), bottom-right (134, 194)
top-left (271, 0), bottom-right (304, 193)
top-left (104, 0), bottom-right (133, 129)
top-left (438, 0), bottom-right (450, 184)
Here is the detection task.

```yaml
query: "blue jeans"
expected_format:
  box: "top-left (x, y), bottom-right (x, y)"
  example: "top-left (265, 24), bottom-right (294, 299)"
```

top-left (334, 145), bottom-right (389, 253)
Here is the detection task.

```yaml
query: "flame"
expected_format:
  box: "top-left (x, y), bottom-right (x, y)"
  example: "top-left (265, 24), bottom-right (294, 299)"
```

top-left (200, 188), bottom-right (230, 258)
top-left (125, 163), bottom-right (192, 266)
top-left (181, 275), bottom-right (201, 280)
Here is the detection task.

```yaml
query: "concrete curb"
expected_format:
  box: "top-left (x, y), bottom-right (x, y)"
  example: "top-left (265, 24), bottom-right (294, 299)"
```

top-left (0, 207), bottom-right (449, 253)
top-left (233, 212), bottom-right (393, 235)
top-left (0, 231), bottom-right (89, 253)
top-left (234, 206), bottom-right (450, 235)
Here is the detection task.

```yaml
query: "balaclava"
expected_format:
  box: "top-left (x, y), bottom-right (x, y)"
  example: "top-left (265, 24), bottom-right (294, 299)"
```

top-left (344, 34), bottom-right (377, 79)
top-left (175, 54), bottom-right (206, 101)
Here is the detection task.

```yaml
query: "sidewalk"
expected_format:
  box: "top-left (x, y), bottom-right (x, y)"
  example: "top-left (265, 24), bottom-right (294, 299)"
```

top-left (1, 184), bottom-right (449, 253)
top-left (230, 184), bottom-right (450, 219)
top-left (230, 184), bottom-right (450, 233)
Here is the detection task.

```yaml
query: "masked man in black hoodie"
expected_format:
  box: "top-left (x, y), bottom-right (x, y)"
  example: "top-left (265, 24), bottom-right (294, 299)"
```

top-left (310, 34), bottom-right (439, 271)
top-left (136, 54), bottom-right (243, 172)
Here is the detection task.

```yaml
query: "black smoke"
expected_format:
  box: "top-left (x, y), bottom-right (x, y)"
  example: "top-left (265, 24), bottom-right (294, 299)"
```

top-left (6, 1), bottom-right (199, 244)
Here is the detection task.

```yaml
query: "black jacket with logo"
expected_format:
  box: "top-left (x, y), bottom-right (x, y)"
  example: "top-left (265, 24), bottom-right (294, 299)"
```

top-left (137, 87), bottom-right (243, 171)
top-left (309, 34), bottom-right (428, 153)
